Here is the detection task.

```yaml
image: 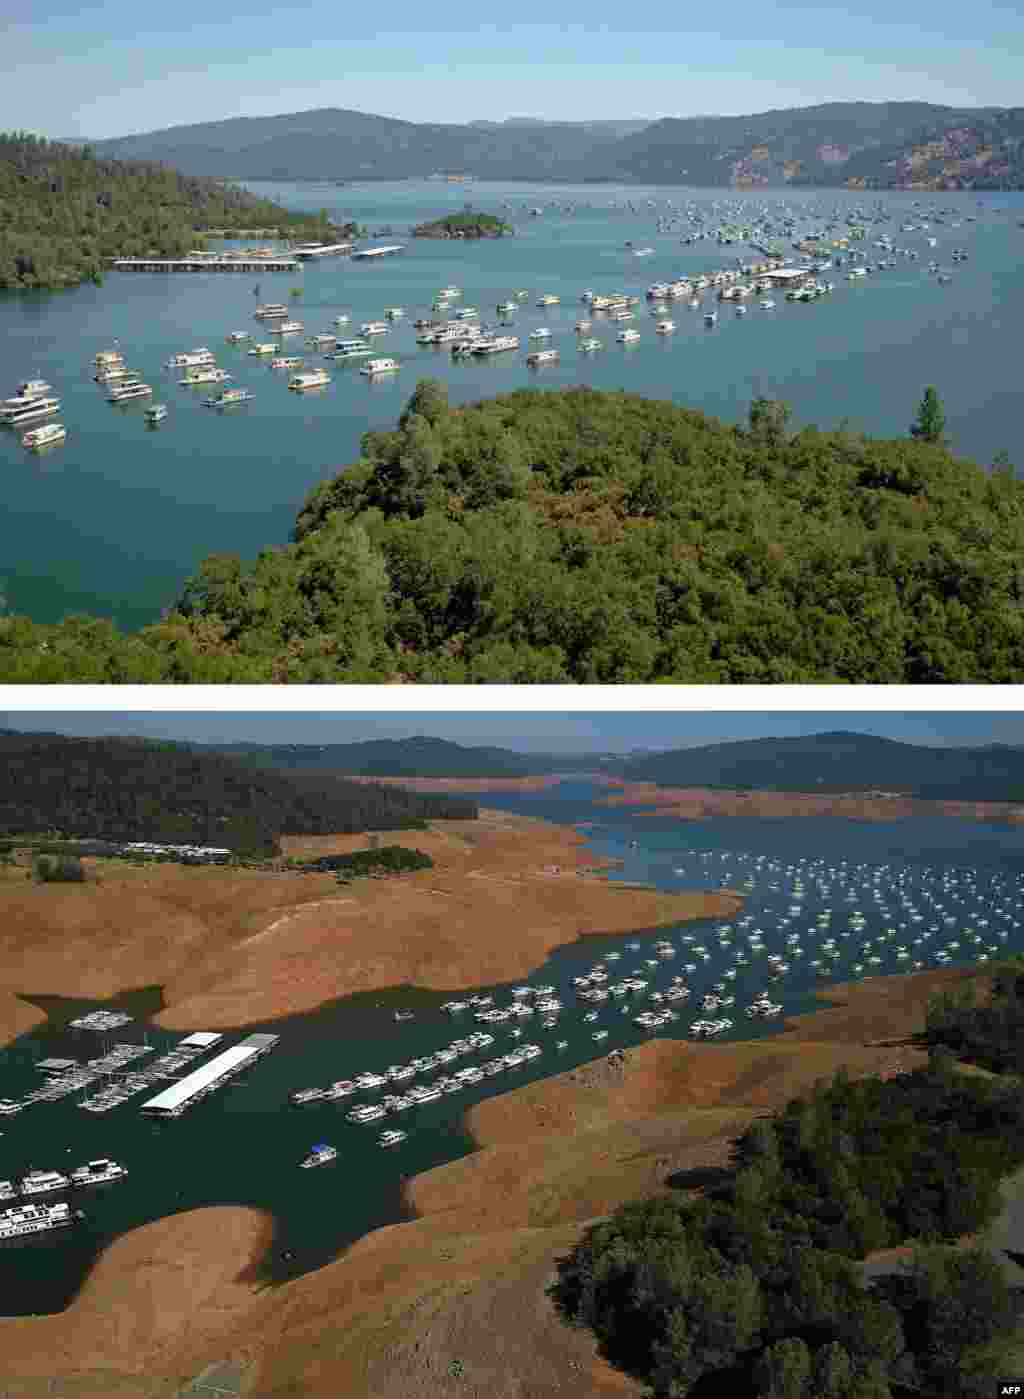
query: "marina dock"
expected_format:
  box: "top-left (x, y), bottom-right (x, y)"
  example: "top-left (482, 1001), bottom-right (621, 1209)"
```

top-left (140, 1033), bottom-right (279, 1118)
top-left (350, 245), bottom-right (404, 259)
top-left (292, 242), bottom-right (354, 259)
top-left (113, 258), bottom-right (299, 273)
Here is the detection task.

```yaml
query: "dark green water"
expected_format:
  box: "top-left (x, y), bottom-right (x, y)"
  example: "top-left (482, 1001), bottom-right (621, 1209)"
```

top-left (1, 182), bottom-right (1022, 628)
top-left (2, 783), bottom-right (1023, 1316)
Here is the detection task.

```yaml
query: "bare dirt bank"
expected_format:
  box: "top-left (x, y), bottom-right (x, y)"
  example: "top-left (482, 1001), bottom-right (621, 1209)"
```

top-left (0, 809), bottom-right (739, 1045)
top-left (1, 963), bottom-right (974, 1399)
top-left (344, 775), bottom-right (569, 792)
top-left (598, 781), bottom-right (1024, 825)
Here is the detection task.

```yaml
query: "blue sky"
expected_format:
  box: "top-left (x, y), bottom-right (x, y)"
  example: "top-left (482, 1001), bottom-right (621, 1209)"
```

top-left (6, 0), bottom-right (1021, 138)
top-left (3, 713), bottom-right (1023, 753)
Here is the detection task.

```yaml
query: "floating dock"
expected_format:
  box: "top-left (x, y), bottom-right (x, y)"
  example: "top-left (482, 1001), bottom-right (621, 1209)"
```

top-left (140, 1033), bottom-right (279, 1118)
top-left (292, 242), bottom-right (353, 259)
top-left (113, 258), bottom-right (299, 273)
top-left (350, 245), bottom-right (405, 259)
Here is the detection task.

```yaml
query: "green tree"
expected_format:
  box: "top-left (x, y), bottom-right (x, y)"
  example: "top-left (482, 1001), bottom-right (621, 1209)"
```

top-left (748, 398), bottom-right (791, 448)
top-left (910, 386), bottom-right (947, 445)
top-left (753, 1337), bottom-right (812, 1399)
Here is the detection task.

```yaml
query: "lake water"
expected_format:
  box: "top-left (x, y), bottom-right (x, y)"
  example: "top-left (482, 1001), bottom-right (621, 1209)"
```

top-left (2, 783), bottom-right (1023, 1316)
top-left (1, 183), bottom-right (1022, 629)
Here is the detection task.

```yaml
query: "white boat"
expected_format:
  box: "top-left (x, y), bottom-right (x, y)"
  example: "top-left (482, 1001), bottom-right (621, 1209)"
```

top-left (179, 368), bottom-right (232, 386)
top-left (270, 357), bottom-right (304, 369)
top-left (3, 379), bottom-right (53, 407)
top-left (759, 299), bottom-right (775, 309)
top-left (472, 336), bottom-right (519, 354)
top-left (1, 396), bottom-right (60, 424)
top-left (536, 294), bottom-right (560, 306)
top-left (361, 322), bottom-right (390, 335)
top-left (617, 329), bottom-right (641, 343)
top-left (22, 422), bottom-right (66, 449)
top-left (20, 1169), bottom-right (70, 1196)
top-left (289, 369), bottom-right (331, 390)
top-left (0, 1181), bottom-right (15, 1202)
top-left (655, 320), bottom-right (675, 333)
top-left (272, 321), bottom-right (304, 334)
top-left (347, 1103), bottom-right (387, 1122)
top-left (0, 1202), bottom-right (75, 1241)
top-left (378, 1129), bottom-right (407, 1147)
top-left (360, 358), bottom-right (400, 375)
top-left (226, 332), bottom-right (250, 343)
top-left (248, 342), bottom-right (277, 355)
top-left (108, 382), bottom-right (153, 402)
top-left (334, 314), bottom-right (351, 325)
top-left (94, 364), bottom-right (140, 382)
top-left (291, 1087), bottom-right (325, 1105)
top-left (384, 307), bottom-right (405, 319)
top-left (165, 349), bottom-right (216, 368)
top-left (254, 304), bottom-right (289, 318)
top-left (300, 1144), bottom-right (338, 1169)
top-left (704, 312), bottom-right (717, 324)
top-left (439, 286), bottom-right (461, 297)
top-left (69, 1158), bottom-right (127, 1186)
top-left (94, 350), bottom-right (124, 365)
top-left (528, 327), bottom-right (552, 339)
top-left (527, 349), bottom-right (560, 365)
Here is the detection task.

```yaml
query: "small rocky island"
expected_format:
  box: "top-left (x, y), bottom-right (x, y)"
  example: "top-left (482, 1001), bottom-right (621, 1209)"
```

top-left (411, 211), bottom-right (513, 239)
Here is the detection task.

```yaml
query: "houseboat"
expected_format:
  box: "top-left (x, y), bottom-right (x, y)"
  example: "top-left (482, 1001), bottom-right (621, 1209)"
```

top-left (526, 349), bottom-right (560, 366)
top-left (288, 369), bottom-right (331, 390)
top-left (360, 358), bottom-right (400, 375)
top-left (22, 422), bottom-right (66, 449)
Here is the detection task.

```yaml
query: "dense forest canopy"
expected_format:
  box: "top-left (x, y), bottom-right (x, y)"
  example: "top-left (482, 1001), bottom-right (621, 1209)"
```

top-left (555, 1050), bottom-right (1024, 1398)
top-left (0, 133), bottom-right (354, 290)
top-left (189, 736), bottom-right (561, 777)
top-left (3, 381), bottom-right (1023, 683)
top-left (82, 102), bottom-right (1024, 189)
top-left (620, 731), bottom-right (1024, 799)
top-left (0, 731), bottom-right (478, 855)
top-left (411, 212), bottom-right (513, 237)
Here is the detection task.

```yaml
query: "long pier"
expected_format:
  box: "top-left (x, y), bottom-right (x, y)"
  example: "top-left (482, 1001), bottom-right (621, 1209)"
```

top-left (113, 257), bottom-right (299, 273)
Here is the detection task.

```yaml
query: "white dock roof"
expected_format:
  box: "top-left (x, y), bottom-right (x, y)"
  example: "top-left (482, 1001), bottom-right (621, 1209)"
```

top-left (141, 1041), bottom-right (261, 1113)
top-left (178, 1032), bottom-right (222, 1048)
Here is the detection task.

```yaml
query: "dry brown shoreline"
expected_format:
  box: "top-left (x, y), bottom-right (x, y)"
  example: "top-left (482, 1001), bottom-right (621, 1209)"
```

top-left (0, 809), bottom-right (739, 1048)
top-left (0, 807), bottom-right (990, 1399)
top-left (598, 780), bottom-right (1024, 825)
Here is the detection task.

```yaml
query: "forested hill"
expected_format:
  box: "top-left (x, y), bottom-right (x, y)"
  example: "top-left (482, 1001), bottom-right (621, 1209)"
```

top-left (0, 731), bottom-right (478, 855)
top-left (191, 736), bottom-right (563, 777)
top-left (3, 380), bottom-right (1024, 684)
top-left (0, 133), bottom-right (353, 291)
top-left (83, 101), bottom-right (1024, 188)
top-left (621, 731), bottom-right (1024, 800)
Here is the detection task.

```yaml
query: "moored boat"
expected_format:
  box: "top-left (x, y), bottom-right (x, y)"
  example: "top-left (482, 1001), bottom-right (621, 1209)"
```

top-left (289, 369), bottom-right (331, 390)
top-left (22, 422), bottom-right (66, 449)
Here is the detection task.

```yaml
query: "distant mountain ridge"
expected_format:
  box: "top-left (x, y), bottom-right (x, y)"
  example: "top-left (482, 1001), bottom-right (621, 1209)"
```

top-left (190, 735), bottom-right (582, 778)
top-left (83, 101), bottom-right (1024, 189)
top-left (621, 731), bottom-right (1024, 801)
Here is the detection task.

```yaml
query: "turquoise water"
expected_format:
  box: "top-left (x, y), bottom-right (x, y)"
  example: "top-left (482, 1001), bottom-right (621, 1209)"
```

top-left (2, 784), bottom-right (1023, 1315)
top-left (0, 182), bottom-right (1021, 628)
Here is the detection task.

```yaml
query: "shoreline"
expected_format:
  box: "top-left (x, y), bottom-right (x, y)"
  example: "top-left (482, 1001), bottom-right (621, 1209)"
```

top-left (0, 807), bottom-right (739, 1047)
top-left (0, 953), bottom-right (990, 1396)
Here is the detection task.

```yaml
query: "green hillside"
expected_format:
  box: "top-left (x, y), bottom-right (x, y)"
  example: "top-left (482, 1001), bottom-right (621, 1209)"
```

top-left (621, 731), bottom-right (1024, 800)
top-left (0, 730), bottom-right (478, 855)
top-left (2, 380), bottom-right (1023, 684)
top-left (192, 736), bottom-right (560, 777)
top-left (0, 132), bottom-right (356, 290)
top-left (82, 101), bottom-right (1024, 189)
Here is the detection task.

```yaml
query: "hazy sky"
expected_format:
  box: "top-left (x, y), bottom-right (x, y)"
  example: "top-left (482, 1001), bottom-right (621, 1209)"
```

top-left (3, 713), bottom-right (1023, 753)
top-left (7, 0), bottom-right (1021, 138)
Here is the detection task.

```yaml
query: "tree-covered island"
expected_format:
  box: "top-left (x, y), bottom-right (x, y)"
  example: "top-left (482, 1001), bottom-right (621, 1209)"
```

top-left (411, 211), bottom-right (513, 238)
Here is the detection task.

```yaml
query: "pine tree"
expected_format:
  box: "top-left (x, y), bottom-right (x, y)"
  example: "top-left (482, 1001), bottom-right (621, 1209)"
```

top-left (910, 386), bottom-right (947, 445)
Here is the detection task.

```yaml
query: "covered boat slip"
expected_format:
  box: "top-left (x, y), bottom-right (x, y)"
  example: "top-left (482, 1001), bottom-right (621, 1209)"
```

top-left (140, 1033), bottom-right (278, 1117)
